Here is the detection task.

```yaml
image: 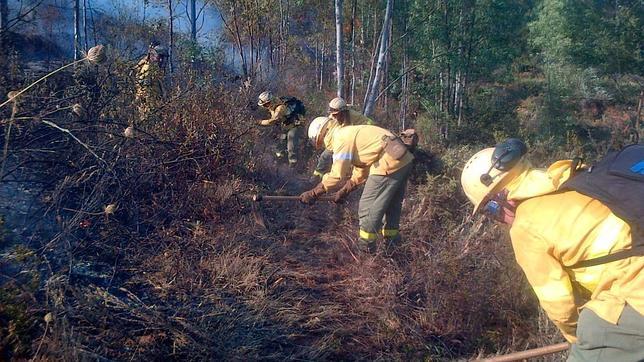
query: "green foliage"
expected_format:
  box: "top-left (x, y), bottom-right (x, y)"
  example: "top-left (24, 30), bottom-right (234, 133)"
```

top-left (529, 0), bottom-right (643, 74)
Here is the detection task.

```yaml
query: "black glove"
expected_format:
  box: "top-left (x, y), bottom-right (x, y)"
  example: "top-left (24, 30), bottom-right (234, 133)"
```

top-left (333, 180), bottom-right (358, 203)
top-left (299, 183), bottom-right (326, 204)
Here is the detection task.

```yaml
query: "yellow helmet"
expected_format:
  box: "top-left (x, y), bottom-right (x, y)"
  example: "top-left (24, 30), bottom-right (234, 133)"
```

top-left (461, 145), bottom-right (528, 214)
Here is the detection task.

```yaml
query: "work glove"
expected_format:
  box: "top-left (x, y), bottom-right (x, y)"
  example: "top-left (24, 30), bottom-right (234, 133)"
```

top-left (333, 179), bottom-right (358, 203)
top-left (308, 170), bottom-right (323, 185)
top-left (299, 183), bottom-right (326, 205)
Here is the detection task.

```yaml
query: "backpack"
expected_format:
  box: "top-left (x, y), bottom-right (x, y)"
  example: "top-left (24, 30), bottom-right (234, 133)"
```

top-left (279, 96), bottom-right (306, 124)
top-left (399, 129), bottom-right (419, 152)
top-left (559, 144), bottom-right (644, 268)
top-left (381, 129), bottom-right (421, 160)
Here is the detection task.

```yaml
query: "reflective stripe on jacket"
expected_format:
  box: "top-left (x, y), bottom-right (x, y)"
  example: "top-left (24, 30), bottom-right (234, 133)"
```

top-left (507, 162), bottom-right (643, 343)
top-left (321, 125), bottom-right (414, 191)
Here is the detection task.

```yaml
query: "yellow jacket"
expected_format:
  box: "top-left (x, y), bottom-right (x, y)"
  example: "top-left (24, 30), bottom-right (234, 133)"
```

top-left (259, 99), bottom-right (303, 127)
top-left (321, 125), bottom-right (414, 191)
top-left (507, 161), bottom-right (643, 343)
top-left (259, 103), bottom-right (288, 126)
top-left (136, 58), bottom-right (164, 98)
top-left (330, 109), bottom-right (375, 125)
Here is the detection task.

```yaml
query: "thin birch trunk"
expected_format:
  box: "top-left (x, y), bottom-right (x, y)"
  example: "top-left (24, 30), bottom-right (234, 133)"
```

top-left (320, 39), bottom-right (325, 90)
top-left (399, 0), bottom-right (409, 129)
top-left (363, 0), bottom-right (393, 117)
top-left (349, 0), bottom-right (357, 104)
top-left (335, 0), bottom-right (345, 98)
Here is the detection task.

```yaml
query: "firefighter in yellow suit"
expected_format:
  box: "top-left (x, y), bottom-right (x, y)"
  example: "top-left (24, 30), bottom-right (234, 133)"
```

top-left (256, 91), bottom-right (305, 167)
top-left (135, 43), bottom-right (167, 123)
top-left (461, 139), bottom-right (643, 361)
top-left (300, 117), bottom-right (414, 253)
top-left (310, 97), bottom-right (375, 183)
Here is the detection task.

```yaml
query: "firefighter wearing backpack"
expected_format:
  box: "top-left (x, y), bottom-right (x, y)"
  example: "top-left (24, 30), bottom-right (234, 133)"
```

top-left (257, 91), bottom-right (306, 167)
top-left (310, 97), bottom-right (375, 183)
top-left (461, 139), bottom-right (643, 362)
top-left (300, 117), bottom-right (414, 253)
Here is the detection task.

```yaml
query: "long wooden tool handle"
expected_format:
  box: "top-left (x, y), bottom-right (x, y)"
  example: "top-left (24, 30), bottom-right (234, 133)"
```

top-left (253, 195), bottom-right (335, 202)
top-left (477, 342), bottom-right (569, 362)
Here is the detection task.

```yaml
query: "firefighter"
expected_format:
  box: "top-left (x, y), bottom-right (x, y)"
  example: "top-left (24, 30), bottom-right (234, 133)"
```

top-left (460, 139), bottom-right (643, 361)
top-left (310, 97), bottom-right (375, 183)
top-left (301, 116), bottom-right (414, 253)
top-left (257, 91), bottom-right (306, 167)
top-left (135, 43), bottom-right (167, 123)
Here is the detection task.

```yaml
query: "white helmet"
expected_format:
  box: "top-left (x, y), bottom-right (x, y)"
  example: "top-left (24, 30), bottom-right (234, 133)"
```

top-left (328, 97), bottom-right (348, 114)
top-left (308, 116), bottom-right (333, 149)
top-left (258, 91), bottom-right (273, 107)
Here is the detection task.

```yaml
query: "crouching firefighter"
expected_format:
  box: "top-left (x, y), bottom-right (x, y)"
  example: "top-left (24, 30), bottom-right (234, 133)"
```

top-left (257, 91), bottom-right (306, 167)
top-left (300, 117), bottom-right (414, 253)
top-left (461, 139), bottom-right (644, 362)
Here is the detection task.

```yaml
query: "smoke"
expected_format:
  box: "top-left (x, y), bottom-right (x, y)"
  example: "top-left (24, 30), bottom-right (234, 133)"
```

top-left (6, 0), bottom-right (222, 60)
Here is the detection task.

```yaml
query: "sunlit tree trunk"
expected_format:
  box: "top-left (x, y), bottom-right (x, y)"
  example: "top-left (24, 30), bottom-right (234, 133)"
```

top-left (399, 0), bottom-right (409, 129)
top-left (335, 0), bottom-right (345, 98)
top-left (363, 0), bottom-right (393, 117)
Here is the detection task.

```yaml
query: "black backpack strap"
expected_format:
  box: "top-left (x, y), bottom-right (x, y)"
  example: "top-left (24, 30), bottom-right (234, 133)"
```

top-left (567, 245), bottom-right (644, 268)
top-left (570, 157), bottom-right (584, 174)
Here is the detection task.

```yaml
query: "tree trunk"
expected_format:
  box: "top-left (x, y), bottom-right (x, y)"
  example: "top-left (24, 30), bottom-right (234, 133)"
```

top-left (189, 0), bottom-right (197, 44)
top-left (168, 0), bottom-right (174, 73)
top-left (269, 32), bottom-right (274, 67)
top-left (0, 0), bottom-right (8, 49)
top-left (461, 0), bottom-right (477, 124)
top-left (83, 0), bottom-right (88, 50)
top-left (399, 0), bottom-right (409, 129)
top-left (363, 0), bottom-right (393, 117)
top-left (382, 13), bottom-right (393, 112)
top-left (320, 39), bottom-right (325, 90)
top-left (229, 3), bottom-right (247, 78)
top-left (248, 20), bottom-right (255, 78)
top-left (335, 0), bottom-right (345, 98)
top-left (349, 0), bottom-right (357, 104)
top-left (636, 90), bottom-right (643, 141)
top-left (74, 0), bottom-right (81, 60)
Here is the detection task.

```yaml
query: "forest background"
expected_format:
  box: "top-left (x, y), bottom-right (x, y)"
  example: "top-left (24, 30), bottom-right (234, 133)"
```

top-left (0, 0), bottom-right (642, 360)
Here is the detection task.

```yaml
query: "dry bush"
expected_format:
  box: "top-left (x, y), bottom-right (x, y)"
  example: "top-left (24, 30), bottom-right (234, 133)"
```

top-left (0, 55), bottom-right (568, 361)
